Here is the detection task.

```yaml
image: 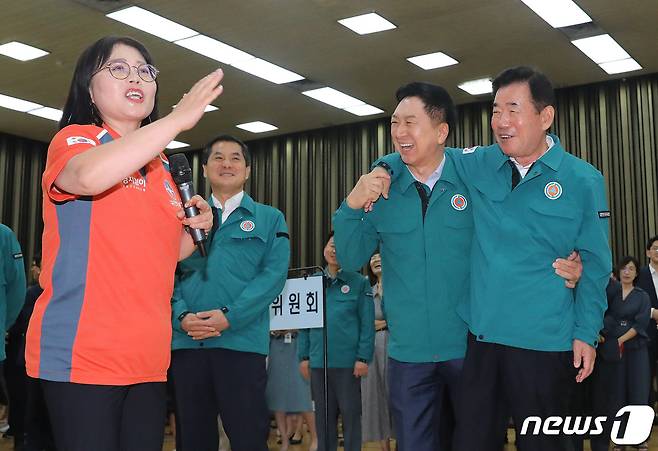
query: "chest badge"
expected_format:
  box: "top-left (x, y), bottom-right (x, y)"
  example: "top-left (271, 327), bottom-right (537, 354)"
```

top-left (163, 180), bottom-right (181, 208)
top-left (451, 194), bottom-right (467, 211)
top-left (544, 182), bottom-right (562, 200)
top-left (240, 220), bottom-right (255, 232)
top-left (163, 180), bottom-right (175, 198)
top-left (341, 284), bottom-right (350, 294)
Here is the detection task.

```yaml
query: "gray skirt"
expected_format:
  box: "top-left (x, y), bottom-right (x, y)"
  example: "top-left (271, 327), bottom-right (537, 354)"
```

top-left (265, 336), bottom-right (313, 412)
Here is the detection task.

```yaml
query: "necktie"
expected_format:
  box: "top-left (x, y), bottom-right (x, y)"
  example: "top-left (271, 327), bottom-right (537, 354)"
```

top-left (414, 181), bottom-right (430, 221)
top-left (209, 206), bottom-right (220, 243)
top-left (509, 160), bottom-right (521, 190)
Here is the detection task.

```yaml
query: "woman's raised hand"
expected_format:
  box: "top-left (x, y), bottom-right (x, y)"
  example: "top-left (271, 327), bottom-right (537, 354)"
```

top-left (169, 68), bottom-right (224, 132)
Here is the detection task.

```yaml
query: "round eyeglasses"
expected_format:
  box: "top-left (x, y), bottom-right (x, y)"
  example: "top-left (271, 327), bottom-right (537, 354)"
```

top-left (92, 61), bottom-right (159, 82)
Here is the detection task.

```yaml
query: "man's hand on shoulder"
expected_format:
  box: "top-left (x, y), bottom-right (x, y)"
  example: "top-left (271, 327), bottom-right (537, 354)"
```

top-left (553, 251), bottom-right (583, 288)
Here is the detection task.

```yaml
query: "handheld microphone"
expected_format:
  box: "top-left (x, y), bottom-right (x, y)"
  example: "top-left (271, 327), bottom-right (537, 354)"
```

top-left (169, 153), bottom-right (208, 257)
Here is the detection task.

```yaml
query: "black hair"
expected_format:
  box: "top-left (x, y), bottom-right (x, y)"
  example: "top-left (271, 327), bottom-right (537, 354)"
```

top-left (59, 36), bottom-right (159, 130)
top-left (33, 251), bottom-right (42, 266)
top-left (492, 66), bottom-right (555, 113)
top-left (202, 134), bottom-right (251, 166)
top-left (395, 82), bottom-right (456, 137)
top-left (646, 235), bottom-right (658, 250)
top-left (616, 255), bottom-right (640, 283)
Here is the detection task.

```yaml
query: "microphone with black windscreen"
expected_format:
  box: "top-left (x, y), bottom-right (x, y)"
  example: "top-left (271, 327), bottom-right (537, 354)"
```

top-left (169, 153), bottom-right (208, 257)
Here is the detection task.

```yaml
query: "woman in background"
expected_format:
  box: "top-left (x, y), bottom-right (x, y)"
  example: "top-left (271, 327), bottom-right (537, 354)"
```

top-left (591, 256), bottom-right (651, 451)
top-left (361, 252), bottom-right (394, 451)
top-left (266, 329), bottom-right (317, 451)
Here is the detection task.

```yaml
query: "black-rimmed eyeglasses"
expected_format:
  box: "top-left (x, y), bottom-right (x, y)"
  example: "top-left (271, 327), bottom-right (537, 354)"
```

top-left (92, 61), bottom-right (159, 82)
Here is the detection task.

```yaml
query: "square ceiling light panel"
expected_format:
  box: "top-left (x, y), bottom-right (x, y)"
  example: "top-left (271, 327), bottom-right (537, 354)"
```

top-left (572, 34), bottom-right (642, 74)
top-left (0, 41), bottom-right (49, 61)
top-left (107, 6), bottom-right (197, 42)
top-left (166, 140), bottom-right (190, 149)
top-left (236, 121), bottom-right (278, 133)
top-left (407, 51), bottom-right (458, 70)
top-left (338, 13), bottom-right (396, 35)
top-left (519, 0), bottom-right (592, 28)
top-left (458, 78), bottom-right (493, 95)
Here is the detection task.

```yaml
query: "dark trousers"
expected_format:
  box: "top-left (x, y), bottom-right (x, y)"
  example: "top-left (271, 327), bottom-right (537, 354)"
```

top-left (453, 334), bottom-right (577, 451)
top-left (41, 380), bottom-right (166, 451)
top-left (170, 348), bottom-right (269, 451)
top-left (5, 357), bottom-right (27, 449)
top-left (24, 377), bottom-right (56, 451)
top-left (388, 357), bottom-right (463, 451)
top-left (310, 367), bottom-right (362, 451)
top-left (648, 341), bottom-right (658, 406)
top-left (590, 345), bottom-right (651, 451)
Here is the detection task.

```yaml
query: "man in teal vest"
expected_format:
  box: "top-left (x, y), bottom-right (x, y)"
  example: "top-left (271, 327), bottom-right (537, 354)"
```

top-left (364, 68), bottom-right (611, 451)
top-left (334, 83), bottom-right (473, 451)
top-left (1, 224), bottom-right (26, 363)
top-left (170, 135), bottom-right (290, 451)
top-left (298, 231), bottom-right (374, 451)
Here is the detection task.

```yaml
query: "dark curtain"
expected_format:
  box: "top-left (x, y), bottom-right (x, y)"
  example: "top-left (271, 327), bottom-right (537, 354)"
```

top-left (0, 133), bottom-right (47, 271)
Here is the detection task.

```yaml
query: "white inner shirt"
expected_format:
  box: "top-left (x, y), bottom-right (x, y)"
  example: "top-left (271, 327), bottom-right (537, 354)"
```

top-left (650, 264), bottom-right (658, 304)
top-left (212, 191), bottom-right (244, 224)
top-left (510, 135), bottom-right (555, 178)
top-left (407, 155), bottom-right (446, 191)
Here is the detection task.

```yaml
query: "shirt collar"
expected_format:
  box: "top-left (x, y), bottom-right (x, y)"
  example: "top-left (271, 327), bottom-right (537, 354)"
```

top-left (325, 267), bottom-right (355, 284)
top-left (650, 264), bottom-right (657, 276)
top-left (397, 152), bottom-right (446, 192)
top-left (407, 155), bottom-right (445, 190)
top-left (212, 191), bottom-right (244, 211)
top-left (497, 133), bottom-right (565, 171)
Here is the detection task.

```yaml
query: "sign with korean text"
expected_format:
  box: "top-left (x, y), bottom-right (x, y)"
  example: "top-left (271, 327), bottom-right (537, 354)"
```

top-left (270, 275), bottom-right (324, 330)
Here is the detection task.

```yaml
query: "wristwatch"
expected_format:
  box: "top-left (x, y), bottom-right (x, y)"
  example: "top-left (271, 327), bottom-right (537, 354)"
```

top-left (177, 311), bottom-right (191, 322)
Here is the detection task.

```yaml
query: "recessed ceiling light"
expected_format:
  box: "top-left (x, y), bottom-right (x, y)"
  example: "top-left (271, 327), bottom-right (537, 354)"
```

top-left (108, 8), bottom-right (304, 86)
top-left (519, 0), bottom-right (592, 28)
top-left (407, 52), bottom-right (459, 70)
top-left (571, 34), bottom-right (630, 64)
top-left (172, 103), bottom-right (220, 113)
top-left (0, 41), bottom-right (49, 61)
top-left (236, 121), bottom-right (278, 133)
top-left (107, 6), bottom-right (197, 42)
top-left (166, 141), bottom-right (190, 149)
top-left (599, 58), bottom-right (642, 75)
top-left (338, 13), bottom-right (396, 35)
top-left (231, 58), bottom-right (304, 84)
top-left (458, 78), bottom-right (493, 95)
top-left (344, 104), bottom-right (384, 116)
top-left (174, 34), bottom-right (253, 65)
top-left (27, 107), bottom-right (63, 122)
top-left (0, 93), bottom-right (43, 112)
top-left (302, 87), bottom-right (365, 109)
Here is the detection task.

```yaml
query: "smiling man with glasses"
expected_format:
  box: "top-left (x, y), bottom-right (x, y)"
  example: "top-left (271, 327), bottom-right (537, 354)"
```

top-left (636, 235), bottom-right (658, 410)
